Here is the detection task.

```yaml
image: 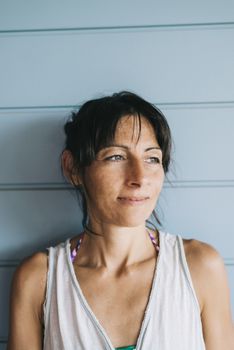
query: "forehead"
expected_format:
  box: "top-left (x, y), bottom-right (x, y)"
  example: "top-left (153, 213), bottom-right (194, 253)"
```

top-left (114, 115), bottom-right (158, 144)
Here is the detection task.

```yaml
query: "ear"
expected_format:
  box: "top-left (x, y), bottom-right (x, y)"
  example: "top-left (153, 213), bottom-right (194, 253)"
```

top-left (61, 150), bottom-right (81, 186)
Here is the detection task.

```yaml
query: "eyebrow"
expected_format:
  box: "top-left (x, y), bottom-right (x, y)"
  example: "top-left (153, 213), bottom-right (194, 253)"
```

top-left (100, 144), bottom-right (161, 152)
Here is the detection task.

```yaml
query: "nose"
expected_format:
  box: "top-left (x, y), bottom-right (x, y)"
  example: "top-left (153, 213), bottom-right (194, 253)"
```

top-left (125, 158), bottom-right (147, 187)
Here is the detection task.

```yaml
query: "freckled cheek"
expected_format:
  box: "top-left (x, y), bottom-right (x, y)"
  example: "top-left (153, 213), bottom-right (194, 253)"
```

top-left (85, 171), bottom-right (119, 198)
top-left (151, 172), bottom-right (164, 195)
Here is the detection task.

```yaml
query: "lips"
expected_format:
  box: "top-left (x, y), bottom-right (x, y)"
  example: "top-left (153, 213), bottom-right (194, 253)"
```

top-left (118, 197), bottom-right (148, 201)
top-left (117, 196), bottom-right (149, 205)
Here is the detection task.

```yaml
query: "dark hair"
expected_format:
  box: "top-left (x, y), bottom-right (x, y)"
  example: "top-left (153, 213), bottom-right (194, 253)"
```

top-left (63, 91), bottom-right (172, 230)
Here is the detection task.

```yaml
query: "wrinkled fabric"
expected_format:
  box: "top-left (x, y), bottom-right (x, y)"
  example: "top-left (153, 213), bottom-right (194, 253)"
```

top-left (43, 231), bottom-right (206, 350)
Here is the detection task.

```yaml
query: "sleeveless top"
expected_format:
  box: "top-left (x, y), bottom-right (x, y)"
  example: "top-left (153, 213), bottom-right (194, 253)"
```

top-left (69, 228), bottom-right (159, 350)
top-left (43, 230), bottom-right (206, 350)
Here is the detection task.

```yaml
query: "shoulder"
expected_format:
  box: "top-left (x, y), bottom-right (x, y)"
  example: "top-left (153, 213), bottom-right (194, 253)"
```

top-left (11, 251), bottom-right (48, 322)
top-left (13, 251), bottom-right (48, 288)
top-left (8, 252), bottom-right (48, 347)
top-left (182, 237), bottom-right (230, 311)
top-left (183, 237), bottom-right (222, 266)
top-left (183, 238), bottom-right (234, 347)
top-left (183, 237), bottom-right (225, 274)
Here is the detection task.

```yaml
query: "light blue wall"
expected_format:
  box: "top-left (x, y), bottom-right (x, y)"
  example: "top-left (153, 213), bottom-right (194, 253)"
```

top-left (1, 1), bottom-right (234, 347)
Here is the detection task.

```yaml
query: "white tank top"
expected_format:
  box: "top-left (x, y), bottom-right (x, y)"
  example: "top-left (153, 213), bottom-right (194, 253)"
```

top-left (43, 230), bottom-right (206, 349)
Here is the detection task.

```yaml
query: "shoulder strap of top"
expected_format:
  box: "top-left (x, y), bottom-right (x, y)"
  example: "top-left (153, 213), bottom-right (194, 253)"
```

top-left (43, 246), bottom-right (56, 332)
top-left (177, 234), bottom-right (201, 313)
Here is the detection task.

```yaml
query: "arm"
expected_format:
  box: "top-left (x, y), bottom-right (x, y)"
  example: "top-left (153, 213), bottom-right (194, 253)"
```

top-left (199, 243), bottom-right (234, 349)
top-left (7, 252), bottom-right (48, 350)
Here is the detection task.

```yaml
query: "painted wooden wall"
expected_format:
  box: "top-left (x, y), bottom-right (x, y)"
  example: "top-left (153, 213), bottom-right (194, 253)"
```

top-left (0, 1), bottom-right (234, 347)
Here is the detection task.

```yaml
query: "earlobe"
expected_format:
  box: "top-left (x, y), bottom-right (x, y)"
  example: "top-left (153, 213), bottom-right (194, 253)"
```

top-left (61, 150), bottom-right (72, 179)
top-left (61, 150), bottom-right (81, 186)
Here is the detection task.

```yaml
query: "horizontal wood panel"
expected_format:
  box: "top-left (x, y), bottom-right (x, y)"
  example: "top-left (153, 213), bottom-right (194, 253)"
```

top-left (0, 190), bottom-right (82, 260)
top-left (0, 106), bottom-right (234, 184)
top-left (0, 109), bottom-right (66, 184)
top-left (165, 106), bottom-right (234, 182)
top-left (0, 187), bottom-right (233, 259)
top-left (0, 0), bottom-right (234, 31)
top-left (160, 186), bottom-right (234, 258)
top-left (0, 267), bottom-right (15, 338)
top-left (0, 27), bottom-right (234, 107)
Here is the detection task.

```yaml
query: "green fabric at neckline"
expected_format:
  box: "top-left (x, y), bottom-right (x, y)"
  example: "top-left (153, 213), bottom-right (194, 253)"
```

top-left (115, 346), bottom-right (136, 350)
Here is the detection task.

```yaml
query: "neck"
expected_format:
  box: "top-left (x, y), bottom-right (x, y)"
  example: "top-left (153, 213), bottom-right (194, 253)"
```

top-left (78, 222), bottom-right (158, 272)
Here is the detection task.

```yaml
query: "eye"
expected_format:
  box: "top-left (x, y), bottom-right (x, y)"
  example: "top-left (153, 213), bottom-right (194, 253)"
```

top-left (146, 157), bottom-right (161, 164)
top-left (105, 154), bottom-right (125, 161)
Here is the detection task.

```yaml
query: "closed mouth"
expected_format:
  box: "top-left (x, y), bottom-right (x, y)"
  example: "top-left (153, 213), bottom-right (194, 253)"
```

top-left (118, 197), bottom-right (148, 201)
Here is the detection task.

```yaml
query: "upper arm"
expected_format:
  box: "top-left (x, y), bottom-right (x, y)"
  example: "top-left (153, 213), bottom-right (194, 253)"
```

top-left (197, 242), bottom-right (234, 349)
top-left (7, 252), bottom-right (48, 350)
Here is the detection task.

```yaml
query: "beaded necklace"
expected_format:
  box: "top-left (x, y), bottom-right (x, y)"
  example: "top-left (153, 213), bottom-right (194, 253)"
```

top-left (70, 228), bottom-right (159, 263)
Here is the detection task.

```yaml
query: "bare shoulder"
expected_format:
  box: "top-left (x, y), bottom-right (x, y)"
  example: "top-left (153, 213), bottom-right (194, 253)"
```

top-left (11, 251), bottom-right (48, 322)
top-left (13, 251), bottom-right (48, 289)
top-left (182, 238), bottom-right (227, 312)
top-left (183, 237), bottom-right (223, 267)
top-left (183, 238), bottom-right (234, 348)
top-left (8, 252), bottom-right (48, 349)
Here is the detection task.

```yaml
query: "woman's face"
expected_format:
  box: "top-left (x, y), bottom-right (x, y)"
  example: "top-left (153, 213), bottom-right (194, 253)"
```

top-left (82, 115), bottom-right (165, 227)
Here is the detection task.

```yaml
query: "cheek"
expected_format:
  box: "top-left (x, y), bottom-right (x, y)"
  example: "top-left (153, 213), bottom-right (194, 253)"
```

top-left (151, 167), bottom-right (164, 186)
top-left (150, 177), bottom-right (164, 203)
top-left (84, 169), bottom-right (118, 199)
top-left (158, 172), bottom-right (165, 189)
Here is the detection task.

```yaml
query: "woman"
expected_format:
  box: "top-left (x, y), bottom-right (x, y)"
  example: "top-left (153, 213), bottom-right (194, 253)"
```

top-left (8, 92), bottom-right (234, 349)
